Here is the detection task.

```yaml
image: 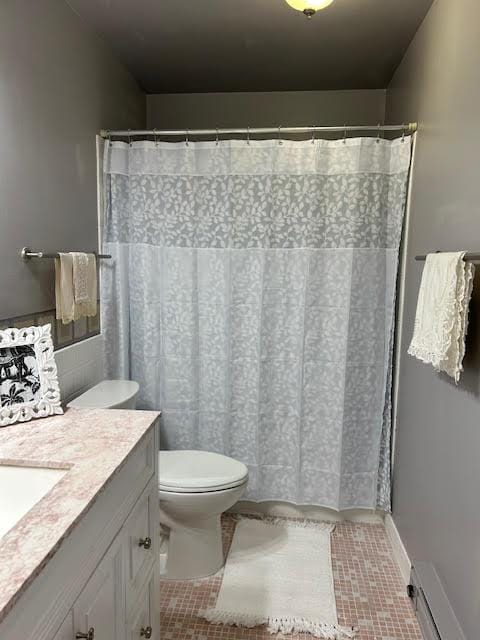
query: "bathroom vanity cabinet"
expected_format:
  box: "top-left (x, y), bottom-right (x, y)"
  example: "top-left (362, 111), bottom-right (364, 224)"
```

top-left (52, 479), bottom-right (159, 640)
top-left (0, 412), bottom-right (160, 640)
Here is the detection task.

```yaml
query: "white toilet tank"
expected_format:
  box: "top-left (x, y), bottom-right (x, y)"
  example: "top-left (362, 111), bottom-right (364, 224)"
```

top-left (67, 380), bottom-right (139, 410)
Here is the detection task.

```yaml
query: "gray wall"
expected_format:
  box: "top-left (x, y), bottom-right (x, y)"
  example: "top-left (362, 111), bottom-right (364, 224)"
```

top-left (386, 0), bottom-right (480, 637)
top-left (0, 0), bottom-right (145, 320)
top-left (147, 90), bottom-right (386, 130)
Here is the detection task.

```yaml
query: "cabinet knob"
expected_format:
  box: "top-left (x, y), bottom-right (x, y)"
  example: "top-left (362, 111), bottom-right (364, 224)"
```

top-left (76, 628), bottom-right (95, 640)
top-left (138, 536), bottom-right (152, 550)
top-left (140, 626), bottom-right (152, 638)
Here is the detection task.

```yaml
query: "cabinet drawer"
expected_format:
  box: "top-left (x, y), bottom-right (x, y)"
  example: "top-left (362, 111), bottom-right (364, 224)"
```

top-left (126, 571), bottom-right (158, 640)
top-left (124, 478), bottom-right (158, 614)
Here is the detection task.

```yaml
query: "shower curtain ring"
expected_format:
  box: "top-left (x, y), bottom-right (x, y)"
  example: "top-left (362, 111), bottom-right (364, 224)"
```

top-left (376, 123), bottom-right (381, 143)
top-left (278, 125), bottom-right (283, 146)
top-left (343, 124), bottom-right (347, 144)
top-left (185, 129), bottom-right (189, 147)
top-left (247, 126), bottom-right (250, 145)
top-left (153, 128), bottom-right (158, 146)
top-left (401, 123), bottom-right (406, 142)
top-left (311, 127), bottom-right (316, 145)
top-left (128, 129), bottom-right (132, 147)
top-left (215, 128), bottom-right (219, 146)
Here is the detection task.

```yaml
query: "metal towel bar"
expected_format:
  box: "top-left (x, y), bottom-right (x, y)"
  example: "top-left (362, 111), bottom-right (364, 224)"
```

top-left (20, 247), bottom-right (111, 260)
top-left (415, 252), bottom-right (480, 262)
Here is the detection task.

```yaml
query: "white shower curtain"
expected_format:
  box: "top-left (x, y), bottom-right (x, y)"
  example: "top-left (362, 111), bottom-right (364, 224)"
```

top-left (101, 137), bottom-right (411, 511)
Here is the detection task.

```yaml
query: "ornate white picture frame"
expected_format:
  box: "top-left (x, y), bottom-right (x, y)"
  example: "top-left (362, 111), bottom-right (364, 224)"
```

top-left (0, 324), bottom-right (63, 427)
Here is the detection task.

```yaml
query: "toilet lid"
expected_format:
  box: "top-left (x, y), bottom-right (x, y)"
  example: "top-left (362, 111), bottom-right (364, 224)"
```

top-left (67, 380), bottom-right (139, 409)
top-left (159, 450), bottom-right (248, 493)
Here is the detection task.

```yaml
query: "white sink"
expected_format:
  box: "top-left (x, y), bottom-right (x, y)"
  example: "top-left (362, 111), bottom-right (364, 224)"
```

top-left (0, 464), bottom-right (67, 539)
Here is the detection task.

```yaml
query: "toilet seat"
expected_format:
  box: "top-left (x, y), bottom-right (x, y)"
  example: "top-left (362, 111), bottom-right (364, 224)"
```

top-left (159, 450), bottom-right (248, 493)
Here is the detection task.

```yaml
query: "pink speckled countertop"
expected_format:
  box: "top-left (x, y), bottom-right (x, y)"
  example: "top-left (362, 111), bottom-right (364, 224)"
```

top-left (0, 408), bottom-right (159, 622)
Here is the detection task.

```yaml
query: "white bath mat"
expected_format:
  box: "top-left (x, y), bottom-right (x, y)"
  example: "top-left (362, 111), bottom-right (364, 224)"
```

top-left (200, 517), bottom-right (356, 638)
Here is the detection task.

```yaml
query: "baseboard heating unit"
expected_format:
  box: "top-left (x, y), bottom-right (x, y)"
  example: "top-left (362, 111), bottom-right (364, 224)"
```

top-left (407, 562), bottom-right (465, 640)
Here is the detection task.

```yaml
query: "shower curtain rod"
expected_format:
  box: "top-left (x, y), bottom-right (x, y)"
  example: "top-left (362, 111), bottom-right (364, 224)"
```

top-left (100, 123), bottom-right (417, 138)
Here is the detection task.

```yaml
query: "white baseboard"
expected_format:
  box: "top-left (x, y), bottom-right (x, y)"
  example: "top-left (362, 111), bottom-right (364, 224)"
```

top-left (385, 514), bottom-right (411, 585)
top-left (230, 500), bottom-right (384, 524)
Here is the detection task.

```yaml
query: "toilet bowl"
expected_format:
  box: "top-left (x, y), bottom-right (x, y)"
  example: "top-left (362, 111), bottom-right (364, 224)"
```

top-left (159, 450), bottom-right (248, 580)
top-left (68, 380), bottom-right (249, 580)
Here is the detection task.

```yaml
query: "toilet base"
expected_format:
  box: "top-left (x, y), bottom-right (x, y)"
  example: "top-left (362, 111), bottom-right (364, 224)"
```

top-left (159, 479), bottom-right (248, 580)
top-left (163, 514), bottom-right (224, 580)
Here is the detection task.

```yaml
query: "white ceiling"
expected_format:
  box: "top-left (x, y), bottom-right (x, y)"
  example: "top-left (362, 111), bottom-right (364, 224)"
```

top-left (67, 0), bottom-right (434, 93)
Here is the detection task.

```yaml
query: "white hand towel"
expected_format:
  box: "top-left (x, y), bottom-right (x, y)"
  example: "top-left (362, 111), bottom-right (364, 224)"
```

top-left (408, 251), bottom-right (474, 382)
top-left (55, 253), bottom-right (97, 324)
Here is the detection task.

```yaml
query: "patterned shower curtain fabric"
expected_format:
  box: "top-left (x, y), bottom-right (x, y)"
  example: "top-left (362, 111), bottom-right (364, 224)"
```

top-left (102, 138), bottom-right (411, 511)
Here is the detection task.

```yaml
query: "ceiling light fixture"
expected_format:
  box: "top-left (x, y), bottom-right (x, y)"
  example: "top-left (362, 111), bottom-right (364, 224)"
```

top-left (285, 0), bottom-right (335, 18)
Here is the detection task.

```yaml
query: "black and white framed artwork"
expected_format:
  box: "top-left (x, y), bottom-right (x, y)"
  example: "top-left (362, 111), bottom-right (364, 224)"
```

top-left (0, 325), bottom-right (63, 427)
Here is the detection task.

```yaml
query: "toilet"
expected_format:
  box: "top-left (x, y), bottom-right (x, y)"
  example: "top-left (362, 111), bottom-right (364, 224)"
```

top-left (159, 450), bottom-right (248, 579)
top-left (68, 380), bottom-right (249, 580)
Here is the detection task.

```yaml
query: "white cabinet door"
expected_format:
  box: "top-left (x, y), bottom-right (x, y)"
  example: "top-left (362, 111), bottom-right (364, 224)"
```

top-left (126, 571), bottom-right (158, 640)
top-left (52, 611), bottom-right (74, 640)
top-left (124, 479), bottom-right (158, 615)
top-left (73, 538), bottom-right (124, 640)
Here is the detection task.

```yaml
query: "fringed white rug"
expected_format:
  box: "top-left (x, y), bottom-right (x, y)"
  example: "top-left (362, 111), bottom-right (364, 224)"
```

top-left (200, 517), bottom-right (356, 639)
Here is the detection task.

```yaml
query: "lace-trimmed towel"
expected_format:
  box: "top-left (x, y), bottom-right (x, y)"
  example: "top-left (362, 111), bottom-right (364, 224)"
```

top-left (55, 252), bottom-right (97, 324)
top-left (72, 252), bottom-right (90, 303)
top-left (408, 251), bottom-right (474, 382)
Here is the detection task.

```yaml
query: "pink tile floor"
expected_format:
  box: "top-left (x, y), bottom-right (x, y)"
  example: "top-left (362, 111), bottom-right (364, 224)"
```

top-left (160, 515), bottom-right (422, 640)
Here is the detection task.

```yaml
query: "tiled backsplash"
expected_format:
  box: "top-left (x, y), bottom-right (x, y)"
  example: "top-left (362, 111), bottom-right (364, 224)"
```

top-left (0, 305), bottom-right (100, 350)
top-left (54, 334), bottom-right (104, 405)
